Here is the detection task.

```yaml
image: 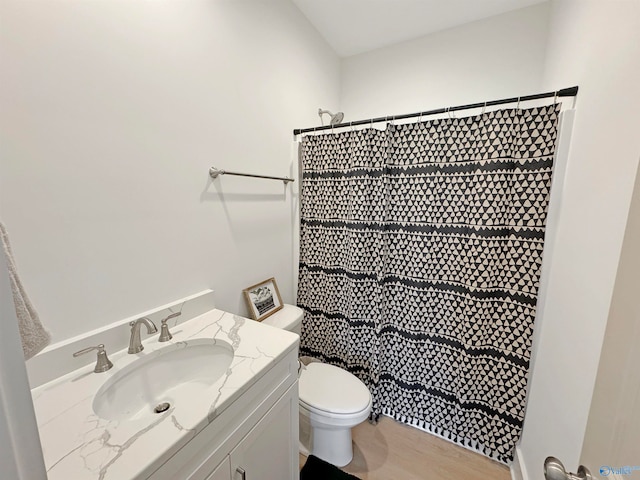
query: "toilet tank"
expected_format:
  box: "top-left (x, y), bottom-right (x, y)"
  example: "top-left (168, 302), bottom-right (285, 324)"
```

top-left (261, 304), bottom-right (304, 335)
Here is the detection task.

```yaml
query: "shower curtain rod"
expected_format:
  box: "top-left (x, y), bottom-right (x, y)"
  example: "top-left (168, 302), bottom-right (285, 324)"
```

top-left (293, 85), bottom-right (578, 136)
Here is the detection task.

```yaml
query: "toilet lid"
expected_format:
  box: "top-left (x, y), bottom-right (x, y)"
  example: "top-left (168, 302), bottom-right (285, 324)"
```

top-left (299, 363), bottom-right (371, 415)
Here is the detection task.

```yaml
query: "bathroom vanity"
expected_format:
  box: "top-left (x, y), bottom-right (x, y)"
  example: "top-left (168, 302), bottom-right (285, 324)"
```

top-left (30, 309), bottom-right (299, 479)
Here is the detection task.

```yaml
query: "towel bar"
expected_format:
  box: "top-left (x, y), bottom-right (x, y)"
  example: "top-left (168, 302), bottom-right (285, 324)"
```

top-left (209, 167), bottom-right (294, 184)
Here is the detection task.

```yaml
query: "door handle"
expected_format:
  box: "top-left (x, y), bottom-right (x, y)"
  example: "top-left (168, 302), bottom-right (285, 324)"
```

top-left (236, 466), bottom-right (246, 480)
top-left (545, 457), bottom-right (593, 480)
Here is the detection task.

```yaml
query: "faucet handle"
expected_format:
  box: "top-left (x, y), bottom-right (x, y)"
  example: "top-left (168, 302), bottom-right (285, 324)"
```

top-left (158, 312), bottom-right (181, 342)
top-left (73, 344), bottom-right (113, 373)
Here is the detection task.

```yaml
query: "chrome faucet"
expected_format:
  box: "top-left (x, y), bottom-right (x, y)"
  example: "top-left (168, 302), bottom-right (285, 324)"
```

top-left (128, 317), bottom-right (158, 354)
top-left (73, 344), bottom-right (113, 373)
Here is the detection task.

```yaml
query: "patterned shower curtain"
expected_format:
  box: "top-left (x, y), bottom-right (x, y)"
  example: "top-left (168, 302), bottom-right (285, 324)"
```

top-left (298, 104), bottom-right (560, 463)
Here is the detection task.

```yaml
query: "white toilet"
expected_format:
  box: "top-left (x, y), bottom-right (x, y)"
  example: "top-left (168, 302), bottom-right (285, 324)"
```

top-left (262, 305), bottom-right (372, 467)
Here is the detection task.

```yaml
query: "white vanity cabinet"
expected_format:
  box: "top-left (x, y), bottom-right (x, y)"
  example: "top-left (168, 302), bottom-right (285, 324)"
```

top-left (227, 383), bottom-right (298, 480)
top-left (31, 306), bottom-right (301, 480)
top-left (205, 458), bottom-right (230, 480)
top-left (149, 346), bottom-right (299, 480)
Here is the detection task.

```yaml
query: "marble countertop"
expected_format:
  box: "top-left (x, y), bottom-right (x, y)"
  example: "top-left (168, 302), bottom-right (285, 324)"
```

top-left (31, 309), bottom-right (299, 480)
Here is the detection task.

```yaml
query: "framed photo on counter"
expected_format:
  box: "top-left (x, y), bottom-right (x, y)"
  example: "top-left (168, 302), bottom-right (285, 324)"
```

top-left (242, 277), bottom-right (283, 321)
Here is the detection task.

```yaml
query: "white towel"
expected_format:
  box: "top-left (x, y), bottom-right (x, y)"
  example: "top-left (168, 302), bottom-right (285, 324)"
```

top-left (0, 222), bottom-right (51, 359)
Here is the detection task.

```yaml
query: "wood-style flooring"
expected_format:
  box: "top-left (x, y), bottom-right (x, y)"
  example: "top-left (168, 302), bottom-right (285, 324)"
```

top-left (299, 416), bottom-right (511, 480)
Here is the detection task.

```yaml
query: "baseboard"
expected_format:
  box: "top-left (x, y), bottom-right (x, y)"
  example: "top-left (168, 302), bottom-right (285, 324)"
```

top-left (511, 446), bottom-right (528, 480)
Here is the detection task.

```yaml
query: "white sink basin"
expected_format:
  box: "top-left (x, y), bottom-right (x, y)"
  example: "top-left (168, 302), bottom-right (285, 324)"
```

top-left (93, 339), bottom-right (234, 421)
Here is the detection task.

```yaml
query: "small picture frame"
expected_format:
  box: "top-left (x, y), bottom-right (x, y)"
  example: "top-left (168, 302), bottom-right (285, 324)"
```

top-left (242, 277), bottom-right (283, 321)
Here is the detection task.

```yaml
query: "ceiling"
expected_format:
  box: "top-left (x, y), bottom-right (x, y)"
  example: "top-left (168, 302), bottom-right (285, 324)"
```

top-left (292, 0), bottom-right (549, 57)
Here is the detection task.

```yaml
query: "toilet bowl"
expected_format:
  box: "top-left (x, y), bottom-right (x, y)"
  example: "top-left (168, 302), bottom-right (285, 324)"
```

top-left (298, 361), bottom-right (372, 466)
top-left (261, 305), bottom-right (372, 467)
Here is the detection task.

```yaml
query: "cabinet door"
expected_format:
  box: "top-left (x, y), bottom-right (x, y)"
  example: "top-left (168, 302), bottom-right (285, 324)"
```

top-left (230, 384), bottom-right (298, 480)
top-left (205, 456), bottom-right (231, 480)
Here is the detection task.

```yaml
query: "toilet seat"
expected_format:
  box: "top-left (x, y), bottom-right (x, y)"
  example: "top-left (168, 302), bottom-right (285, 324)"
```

top-left (299, 362), bottom-right (371, 417)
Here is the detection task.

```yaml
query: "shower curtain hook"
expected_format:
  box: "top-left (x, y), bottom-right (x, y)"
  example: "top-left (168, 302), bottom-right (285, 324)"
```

top-left (517, 97), bottom-right (521, 110)
top-left (554, 91), bottom-right (559, 105)
top-left (447, 107), bottom-right (455, 120)
top-left (349, 122), bottom-right (355, 150)
top-left (482, 101), bottom-right (487, 114)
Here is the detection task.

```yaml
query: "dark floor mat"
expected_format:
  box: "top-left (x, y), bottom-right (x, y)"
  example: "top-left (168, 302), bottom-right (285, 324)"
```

top-left (300, 455), bottom-right (362, 480)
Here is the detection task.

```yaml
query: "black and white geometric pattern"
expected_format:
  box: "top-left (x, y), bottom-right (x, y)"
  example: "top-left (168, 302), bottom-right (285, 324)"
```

top-left (298, 104), bottom-right (560, 464)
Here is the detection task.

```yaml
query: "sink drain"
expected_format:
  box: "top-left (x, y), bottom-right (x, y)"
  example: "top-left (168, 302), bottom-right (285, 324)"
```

top-left (154, 402), bottom-right (171, 414)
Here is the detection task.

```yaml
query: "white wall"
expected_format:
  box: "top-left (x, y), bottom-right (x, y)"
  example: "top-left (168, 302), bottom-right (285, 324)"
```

top-left (340, 3), bottom-right (551, 119)
top-left (517, 0), bottom-right (640, 477)
top-left (0, 0), bottom-right (340, 343)
top-left (580, 161), bottom-right (640, 470)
